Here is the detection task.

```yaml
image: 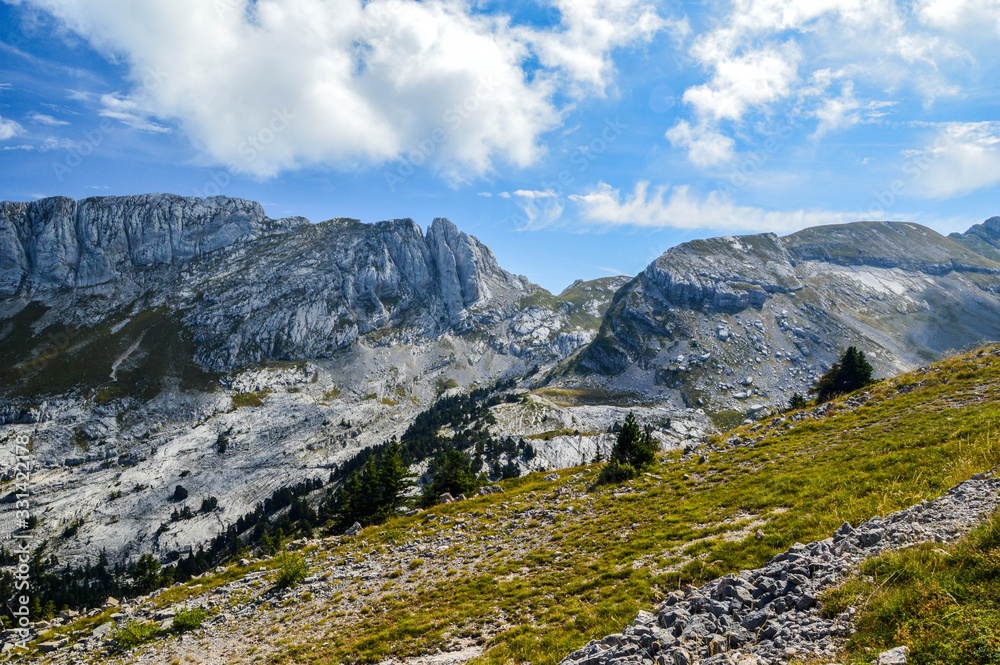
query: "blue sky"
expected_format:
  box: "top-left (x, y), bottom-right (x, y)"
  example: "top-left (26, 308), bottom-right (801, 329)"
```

top-left (2, 0), bottom-right (1000, 293)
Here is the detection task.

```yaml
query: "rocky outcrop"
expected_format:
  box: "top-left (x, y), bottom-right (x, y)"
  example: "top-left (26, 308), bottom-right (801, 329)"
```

top-left (950, 216), bottom-right (1000, 264)
top-left (0, 196), bottom-right (547, 374)
top-left (558, 471), bottom-right (1000, 665)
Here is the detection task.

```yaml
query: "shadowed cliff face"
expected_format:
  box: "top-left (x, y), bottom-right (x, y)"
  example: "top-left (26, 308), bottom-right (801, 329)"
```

top-left (574, 220), bottom-right (1000, 416)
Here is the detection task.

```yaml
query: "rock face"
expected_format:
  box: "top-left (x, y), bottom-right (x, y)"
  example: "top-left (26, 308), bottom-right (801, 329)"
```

top-left (0, 196), bottom-right (545, 373)
top-left (575, 220), bottom-right (1000, 416)
top-left (0, 195), bottom-right (630, 565)
top-left (0, 194), bottom-right (299, 295)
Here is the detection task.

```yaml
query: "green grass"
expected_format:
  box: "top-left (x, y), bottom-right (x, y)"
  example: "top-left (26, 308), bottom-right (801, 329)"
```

top-left (0, 304), bottom-right (220, 401)
top-left (44, 345), bottom-right (1000, 665)
top-left (822, 508), bottom-right (1000, 665)
top-left (231, 389), bottom-right (271, 409)
top-left (288, 345), bottom-right (1000, 665)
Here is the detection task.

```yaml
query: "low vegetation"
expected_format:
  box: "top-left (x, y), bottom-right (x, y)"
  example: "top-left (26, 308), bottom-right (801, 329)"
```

top-left (823, 508), bottom-right (1000, 664)
top-left (171, 606), bottom-right (211, 633)
top-left (275, 551), bottom-right (309, 589)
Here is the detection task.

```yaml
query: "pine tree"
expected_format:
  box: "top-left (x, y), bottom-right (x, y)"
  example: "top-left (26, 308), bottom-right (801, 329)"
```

top-left (811, 346), bottom-right (875, 403)
top-left (420, 448), bottom-right (481, 506)
top-left (787, 393), bottom-right (808, 411)
top-left (599, 412), bottom-right (658, 484)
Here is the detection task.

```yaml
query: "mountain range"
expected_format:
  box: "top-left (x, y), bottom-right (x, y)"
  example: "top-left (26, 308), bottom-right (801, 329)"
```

top-left (0, 194), bottom-right (998, 563)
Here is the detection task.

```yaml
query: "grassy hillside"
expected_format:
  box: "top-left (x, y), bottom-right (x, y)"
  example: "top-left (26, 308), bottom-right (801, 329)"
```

top-left (21, 345), bottom-right (1000, 665)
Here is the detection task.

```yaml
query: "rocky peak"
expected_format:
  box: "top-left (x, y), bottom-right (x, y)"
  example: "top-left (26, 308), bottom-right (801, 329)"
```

top-left (785, 221), bottom-right (1000, 275)
top-left (0, 194), bottom-right (304, 296)
top-left (425, 217), bottom-right (518, 322)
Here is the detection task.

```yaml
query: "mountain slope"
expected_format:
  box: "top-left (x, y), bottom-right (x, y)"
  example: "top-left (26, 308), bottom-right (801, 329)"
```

top-left (572, 221), bottom-right (1000, 421)
top-left (0, 195), bottom-right (643, 566)
top-left (15, 344), bottom-right (1000, 664)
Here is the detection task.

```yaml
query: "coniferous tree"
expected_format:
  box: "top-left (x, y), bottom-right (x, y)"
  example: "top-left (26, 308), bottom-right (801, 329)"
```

top-left (599, 412), bottom-right (658, 484)
top-left (420, 448), bottom-right (481, 506)
top-left (811, 346), bottom-right (875, 403)
top-left (787, 393), bottom-right (808, 411)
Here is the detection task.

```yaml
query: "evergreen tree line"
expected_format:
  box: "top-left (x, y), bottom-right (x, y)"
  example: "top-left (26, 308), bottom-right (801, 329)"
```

top-left (329, 379), bottom-right (534, 529)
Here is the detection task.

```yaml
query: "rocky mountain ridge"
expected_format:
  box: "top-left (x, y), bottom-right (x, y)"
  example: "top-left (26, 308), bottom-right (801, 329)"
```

top-left (1, 195), bottom-right (999, 571)
top-left (571, 221), bottom-right (1000, 417)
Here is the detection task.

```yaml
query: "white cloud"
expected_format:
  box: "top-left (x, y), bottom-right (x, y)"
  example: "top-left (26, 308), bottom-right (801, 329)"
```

top-left (683, 44), bottom-right (800, 122)
top-left (665, 120), bottom-right (735, 167)
top-left (670, 0), bottom-right (981, 167)
top-left (98, 93), bottom-right (171, 133)
top-left (570, 181), bottom-right (851, 232)
top-left (515, 0), bottom-right (670, 97)
top-left (917, 0), bottom-right (1000, 33)
top-left (511, 189), bottom-right (557, 199)
top-left (2, 136), bottom-right (82, 151)
top-left (513, 195), bottom-right (566, 229)
top-left (19, 0), bottom-right (670, 179)
top-left (810, 81), bottom-right (895, 137)
top-left (28, 112), bottom-right (70, 126)
top-left (907, 122), bottom-right (1000, 198)
top-left (0, 116), bottom-right (25, 140)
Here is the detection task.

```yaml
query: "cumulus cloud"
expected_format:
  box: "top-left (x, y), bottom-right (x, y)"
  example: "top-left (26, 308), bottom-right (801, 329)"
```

top-left (917, 0), bottom-right (1000, 33)
top-left (669, 0), bottom-right (980, 167)
top-left (665, 120), bottom-right (735, 167)
top-left (17, 0), bottom-right (668, 179)
top-left (515, 0), bottom-right (670, 97)
top-left (570, 181), bottom-right (851, 232)
top-left (683, 44), bottom-right (800, 122)
top-left (906, 122), bottom-right (1000, 198)
top-left (0, 116), bottom-right (25, 140)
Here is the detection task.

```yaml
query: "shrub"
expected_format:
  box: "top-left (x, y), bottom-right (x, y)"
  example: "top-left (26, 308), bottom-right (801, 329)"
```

top-left (275, 551), bottom-right (309, 588)
top-left (171, 485), bottom-right (188, 502)
top-left (597, 459), bottom-right (638, 484)
top-left (172, 607), bottom-right (210, 633)
top-left (200, 496), bottom-right (218, 513)
top-left (787, 393), bottom-right (808, 411)
top-left (112, 620), bottom-right (161, 649)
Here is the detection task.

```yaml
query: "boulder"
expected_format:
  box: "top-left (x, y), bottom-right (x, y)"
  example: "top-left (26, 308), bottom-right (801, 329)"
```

top-left (343, 522), bottom-right (362, 537)
top-left (877, 646), bottom-right (910, 665)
